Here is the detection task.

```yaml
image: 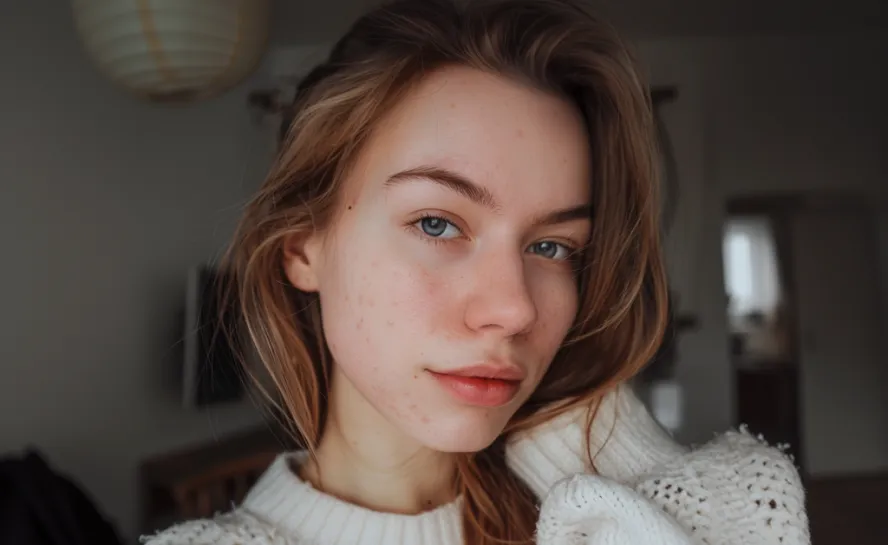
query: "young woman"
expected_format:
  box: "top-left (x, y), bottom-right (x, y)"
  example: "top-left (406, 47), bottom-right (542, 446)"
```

top-left (145, 0), bottom-right (808, 543)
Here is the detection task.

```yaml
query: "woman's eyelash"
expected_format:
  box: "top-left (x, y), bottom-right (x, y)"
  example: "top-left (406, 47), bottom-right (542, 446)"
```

top-left (408, 214), bottom-right (580, 262)
top-left (411, 215), bottom-right (463, 240)
top-left (528, 240), bottom-right (577, 261)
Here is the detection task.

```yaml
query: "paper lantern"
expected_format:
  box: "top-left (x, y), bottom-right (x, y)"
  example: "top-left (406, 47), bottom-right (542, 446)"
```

top-left (72, 0), bottom-right (271, 103)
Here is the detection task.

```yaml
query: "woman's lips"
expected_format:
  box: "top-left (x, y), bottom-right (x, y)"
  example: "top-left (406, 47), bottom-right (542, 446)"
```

top-left (427, 369), bottom-right (522, 407)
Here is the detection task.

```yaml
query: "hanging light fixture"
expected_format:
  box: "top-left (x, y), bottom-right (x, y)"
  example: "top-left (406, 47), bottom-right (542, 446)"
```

top-left (71, 0), bottom-right (271, 103)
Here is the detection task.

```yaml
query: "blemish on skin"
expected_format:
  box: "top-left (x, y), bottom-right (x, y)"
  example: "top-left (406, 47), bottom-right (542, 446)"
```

top-left (387, 320), bottom-right (394, 327)
top-left (421, 416), bottom-right (430, 424)
top-left (516, 128), bottom-right (525, 138)
top-left (356, 318), bottom-right (363, 330)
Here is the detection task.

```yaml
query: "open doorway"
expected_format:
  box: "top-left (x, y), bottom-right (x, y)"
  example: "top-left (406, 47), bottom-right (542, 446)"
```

top-left (723, 192), bottom-right (888, 481)
top-left (722, 202), bottom-right (802, 468)
top-left (726, 193), bottom-right (888, 544)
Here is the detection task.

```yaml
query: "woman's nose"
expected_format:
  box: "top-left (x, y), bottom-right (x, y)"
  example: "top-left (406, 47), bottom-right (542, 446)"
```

top-left (463, 252), bottom-right (538, 337)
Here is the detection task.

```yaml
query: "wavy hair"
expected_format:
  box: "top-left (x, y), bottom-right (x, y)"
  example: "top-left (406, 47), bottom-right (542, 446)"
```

top-left (224, 1), bottom-right (668, 543)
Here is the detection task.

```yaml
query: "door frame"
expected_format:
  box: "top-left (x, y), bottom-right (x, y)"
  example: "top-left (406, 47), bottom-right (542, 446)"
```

top-left (726, 190), bottom-right (883, 478)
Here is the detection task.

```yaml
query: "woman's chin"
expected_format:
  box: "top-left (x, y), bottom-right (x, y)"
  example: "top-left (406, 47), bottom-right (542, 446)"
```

top-left (424, 434), bottom-right (500, 453)
top-left (406, 413), bottom-right (510, 453)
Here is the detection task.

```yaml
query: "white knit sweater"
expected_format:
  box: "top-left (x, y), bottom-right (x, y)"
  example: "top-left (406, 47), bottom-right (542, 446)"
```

top-left (141, 386), bottom-right (809, 545)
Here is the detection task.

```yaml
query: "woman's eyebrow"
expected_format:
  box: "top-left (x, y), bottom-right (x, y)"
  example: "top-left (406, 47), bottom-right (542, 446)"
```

top-left (532, 204), bottom-right (593, 227)
top-left (385, 164), bottom-right (592, 225)
top-left (385, 165), bottom-right (498, 209)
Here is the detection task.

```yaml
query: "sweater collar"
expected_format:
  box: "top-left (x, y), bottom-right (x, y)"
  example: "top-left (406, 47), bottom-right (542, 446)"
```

top-left (242, 452), bottom-right (464, 545)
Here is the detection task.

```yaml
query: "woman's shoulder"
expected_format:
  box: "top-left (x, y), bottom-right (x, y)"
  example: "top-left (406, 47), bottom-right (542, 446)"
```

top-left (632, 427), bottom-right (809, 545)
top-left (637, 425), bottom-right (805, 498)
top-left (536, 427), bottom-right (809, 545)
top-left (140, 509), bottom-right (290, 545)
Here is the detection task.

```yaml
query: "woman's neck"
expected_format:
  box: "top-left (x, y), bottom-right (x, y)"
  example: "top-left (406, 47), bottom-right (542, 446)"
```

top-left (300, 372), bottom-right (457, 514)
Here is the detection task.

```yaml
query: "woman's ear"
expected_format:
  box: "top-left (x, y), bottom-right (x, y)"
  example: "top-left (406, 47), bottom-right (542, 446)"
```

top-left (282, 232), bottom-right (323, 292)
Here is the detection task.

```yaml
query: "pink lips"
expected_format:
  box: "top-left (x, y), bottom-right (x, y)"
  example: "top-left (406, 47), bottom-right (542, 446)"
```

top-left (428, 363), bottom-right (525, 407)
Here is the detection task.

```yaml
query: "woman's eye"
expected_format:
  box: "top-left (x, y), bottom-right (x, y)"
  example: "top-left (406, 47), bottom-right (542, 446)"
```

top-left (416, 216), bottom-right (462, 239)
top-left (528, 240), bottom-right (572, 261)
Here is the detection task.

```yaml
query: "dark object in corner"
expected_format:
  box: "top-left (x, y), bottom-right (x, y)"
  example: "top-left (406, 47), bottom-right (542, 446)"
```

top-left (0, 449), bottom-right (122, 545)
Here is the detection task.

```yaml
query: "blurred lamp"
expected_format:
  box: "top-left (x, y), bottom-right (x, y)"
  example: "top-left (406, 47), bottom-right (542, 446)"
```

top-left (71, 0), bottom-right (271, 103)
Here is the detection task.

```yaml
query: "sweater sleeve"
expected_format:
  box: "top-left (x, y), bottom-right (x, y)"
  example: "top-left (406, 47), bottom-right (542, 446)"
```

top-left (535, 428), bottom-right (810, 545)
top-left (537, 474), bottom-right (696, 545)
top-left (507, 384), bottom-right (688, 498)
top-left (631, 428), bottom-right (810, 545)
top-left (140, 510), bottom-right (289, 545)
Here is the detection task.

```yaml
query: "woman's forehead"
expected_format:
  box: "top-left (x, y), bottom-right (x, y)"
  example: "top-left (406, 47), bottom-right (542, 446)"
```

top-left (346, 65), bottom-right (591, 209)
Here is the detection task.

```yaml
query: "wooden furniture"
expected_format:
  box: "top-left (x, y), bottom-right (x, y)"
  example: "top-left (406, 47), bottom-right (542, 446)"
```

top-left (139, 425), bottom-right (293, 532)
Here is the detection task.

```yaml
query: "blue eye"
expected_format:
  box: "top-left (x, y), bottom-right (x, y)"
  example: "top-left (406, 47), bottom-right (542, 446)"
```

top-left (528, 241), bottom-right (572, 261)
top-left (416, 216), bottom-right (462, 239)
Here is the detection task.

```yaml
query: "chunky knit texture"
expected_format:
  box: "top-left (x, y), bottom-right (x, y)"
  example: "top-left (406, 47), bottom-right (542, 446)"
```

top-left (631, 428), bottom-right (808, 545)
top-left (534, 427), bottom-right (809, 545)
top-left (537, 474), bottom-right (695, 544)
top-left (141, 386), bottom-right (810, 545)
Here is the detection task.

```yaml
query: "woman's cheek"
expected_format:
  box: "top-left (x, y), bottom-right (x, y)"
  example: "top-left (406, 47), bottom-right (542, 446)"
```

top-left (533, 272), bottom-right (580, 344)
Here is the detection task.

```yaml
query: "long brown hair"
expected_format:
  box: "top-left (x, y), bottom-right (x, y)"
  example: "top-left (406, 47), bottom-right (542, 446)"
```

top-left (225, 0), bottom-right (668, 543)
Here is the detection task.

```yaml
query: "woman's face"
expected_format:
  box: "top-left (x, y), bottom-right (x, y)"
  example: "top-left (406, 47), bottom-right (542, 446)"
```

top-left (285, 65), bottom-right (592, 452)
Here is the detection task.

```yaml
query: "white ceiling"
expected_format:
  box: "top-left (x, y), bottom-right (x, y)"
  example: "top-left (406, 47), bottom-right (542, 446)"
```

top-left (270, 0), bottom-right (888, 45)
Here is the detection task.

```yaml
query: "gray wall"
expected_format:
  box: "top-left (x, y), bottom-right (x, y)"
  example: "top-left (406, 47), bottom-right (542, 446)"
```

top-left (0, 2), bottom-right (270, 540)
top-left (638, 34), bottom-right (888, 465)
top-left (270, 0), bottom-right (888, 43)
